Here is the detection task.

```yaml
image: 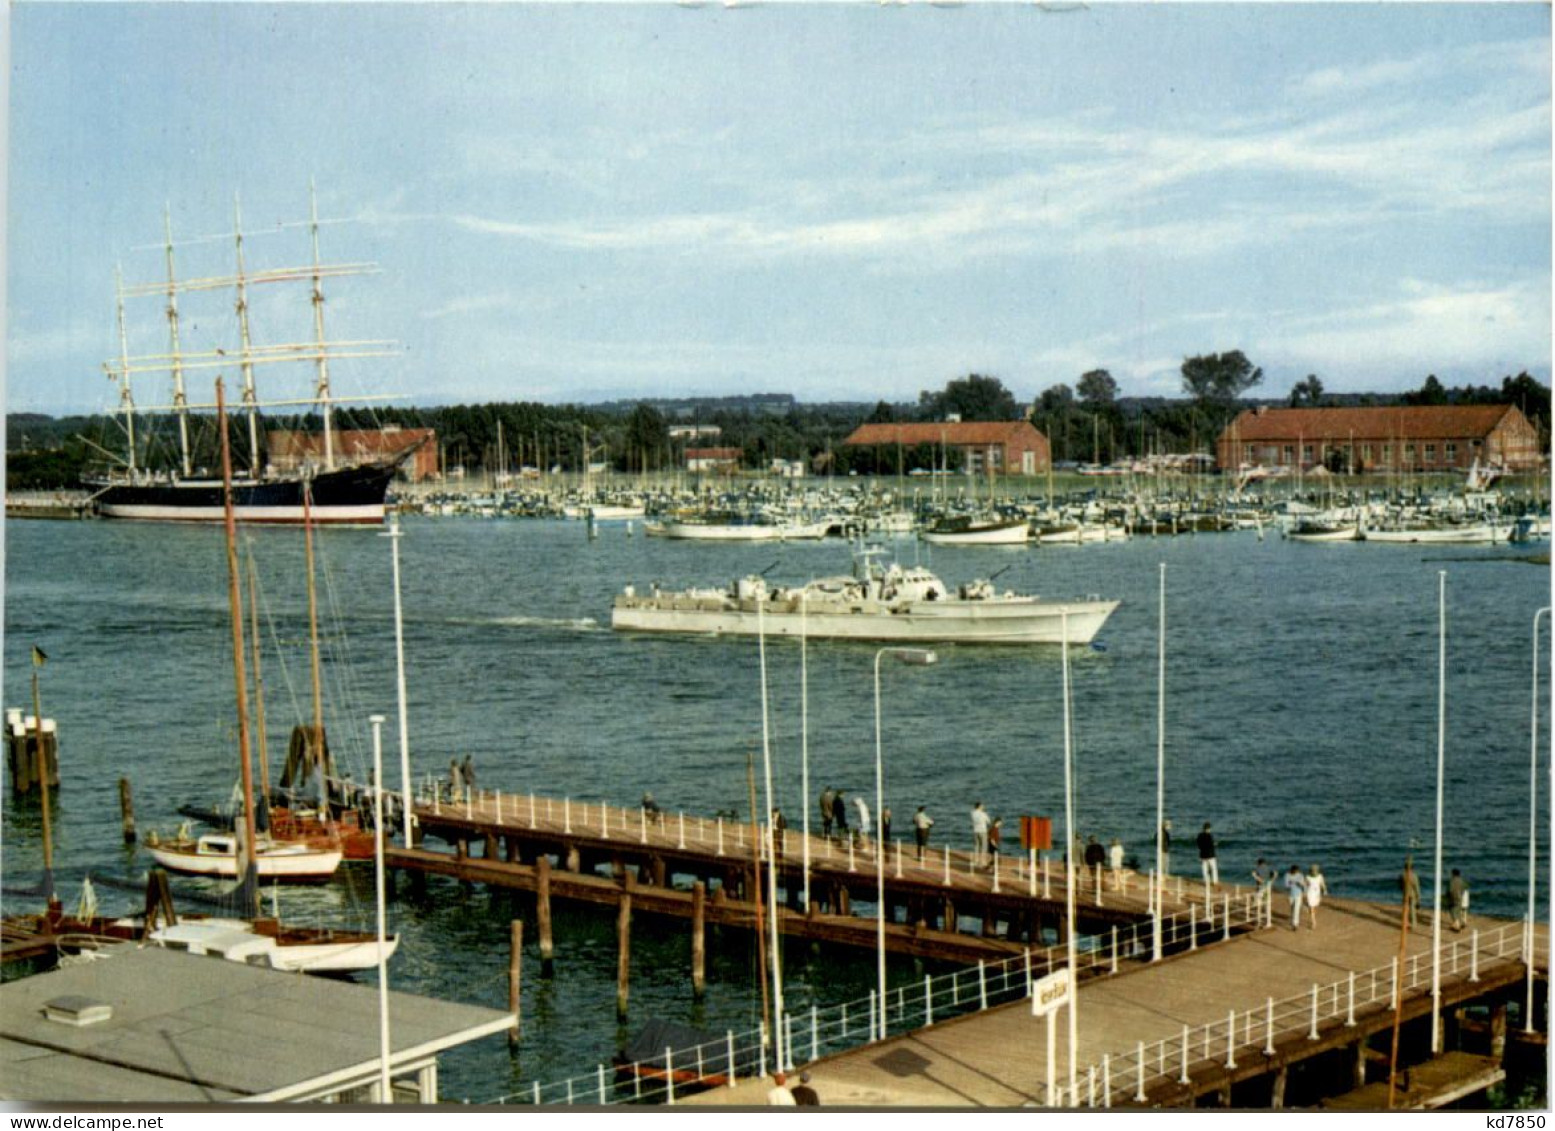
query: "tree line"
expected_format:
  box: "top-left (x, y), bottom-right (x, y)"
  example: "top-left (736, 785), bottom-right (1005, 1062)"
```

top-left (7, 356), bottom-right (1548, 488)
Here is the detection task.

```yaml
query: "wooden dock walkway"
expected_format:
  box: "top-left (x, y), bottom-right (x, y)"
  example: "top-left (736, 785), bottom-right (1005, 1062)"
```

top-left (392, 790), bottom-right (1250, 965)
top-left (679, 897), bottom-right (1544, 1109)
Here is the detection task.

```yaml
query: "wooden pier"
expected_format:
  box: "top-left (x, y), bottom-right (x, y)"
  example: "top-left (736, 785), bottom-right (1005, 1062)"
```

top-left (678, 897), bottom-right (1546, 1109)
top-left (389, 790), bottom-right (1234, 967)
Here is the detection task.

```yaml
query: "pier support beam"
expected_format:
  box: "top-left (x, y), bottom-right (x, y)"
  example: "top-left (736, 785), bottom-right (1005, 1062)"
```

top-left (616, 878), bottom-right (633, 1019)
top-left (1271, 1065), bottom-right (1288, 1110)
top-left (1490, 1000), bottom-right (1508, 1059)
top-left (508, 920), bottom-right (523, 1048)
top-left (691, 881), bottom-right (706, 999)
top-left (118, 778), bottom-right (137, 844)
top-left (536, 856), bottom-right (555, 971)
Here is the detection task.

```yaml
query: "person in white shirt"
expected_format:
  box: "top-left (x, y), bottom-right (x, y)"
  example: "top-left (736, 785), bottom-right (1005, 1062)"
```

top-left (970, 802), bottom-right (990, 866)
top-left (766, 1072), bottom-right (796, 1106)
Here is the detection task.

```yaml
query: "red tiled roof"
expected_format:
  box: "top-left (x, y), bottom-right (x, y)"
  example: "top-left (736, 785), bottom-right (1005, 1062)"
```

top-left (843, 421), bottom-right (1043, 446)
top-left (1222, 405), bottom-right (1521, 442)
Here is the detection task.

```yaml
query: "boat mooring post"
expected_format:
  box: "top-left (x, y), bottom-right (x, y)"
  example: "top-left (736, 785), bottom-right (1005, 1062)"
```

top-left (616, 878), bottom-right (633, 1019)
top-left (691, 881), bottom-right (706, 998)
top-left (536, 855), bottom-right (555, 971)
top-left (118, 777), bottom-right (137, 844)
top-left (508, 919), bottom-right (523, 1047)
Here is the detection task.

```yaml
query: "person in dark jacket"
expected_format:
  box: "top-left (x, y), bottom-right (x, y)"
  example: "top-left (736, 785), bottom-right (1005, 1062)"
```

top-left (791, 1071), bottom-right (820, 1105)
top-left (832, 790), bottom-right (849, 841)
top-left (1197, 822), bottom-right (1219, 886)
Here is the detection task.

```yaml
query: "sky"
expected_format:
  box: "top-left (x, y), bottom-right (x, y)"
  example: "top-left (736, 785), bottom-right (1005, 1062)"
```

top-left (5, 2), bottom-right (1551, 417)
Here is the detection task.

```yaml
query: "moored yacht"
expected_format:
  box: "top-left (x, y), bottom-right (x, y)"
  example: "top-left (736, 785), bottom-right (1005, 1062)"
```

top-left (611, 548), bottom-right (1117, 645)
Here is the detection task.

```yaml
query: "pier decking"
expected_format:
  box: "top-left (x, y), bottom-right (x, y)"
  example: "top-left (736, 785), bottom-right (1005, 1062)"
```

top-left (679, 896), bottom-right (1544, 1108)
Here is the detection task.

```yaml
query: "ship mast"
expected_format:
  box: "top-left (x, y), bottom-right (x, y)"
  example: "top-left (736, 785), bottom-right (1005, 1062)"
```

top-left (232, 194), bottom-right (263, 474)
top-left (163, 207), bottom-right (192, 477)
top-left (217, 377), bottom-right (262, 917)
top-left (308, 181), bottom-right (336, 472)
top-left (113, 266), bottom-right (137, 474)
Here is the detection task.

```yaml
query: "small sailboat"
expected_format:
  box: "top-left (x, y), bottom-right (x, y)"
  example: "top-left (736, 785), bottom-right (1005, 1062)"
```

top-left (151, 380), bottom-right (342, 891)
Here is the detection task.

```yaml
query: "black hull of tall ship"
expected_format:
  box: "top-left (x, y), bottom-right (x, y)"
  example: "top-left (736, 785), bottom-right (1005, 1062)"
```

top-left (87, 462), bottom-right (398, 525)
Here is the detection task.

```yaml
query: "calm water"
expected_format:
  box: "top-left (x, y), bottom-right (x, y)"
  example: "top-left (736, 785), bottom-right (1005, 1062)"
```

top-left (2, 515), bottom-right (1548, 1100)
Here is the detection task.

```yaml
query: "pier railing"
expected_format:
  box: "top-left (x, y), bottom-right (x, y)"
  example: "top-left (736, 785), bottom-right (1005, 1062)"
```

top-left (1076, 920), bottom-right (1526, 1108)
top-left (489, 881), bottom-right (1270, 1106)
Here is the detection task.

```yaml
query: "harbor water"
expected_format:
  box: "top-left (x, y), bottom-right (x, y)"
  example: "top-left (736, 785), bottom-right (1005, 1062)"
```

top-left (2, 514), bottom-right (1548, 1100)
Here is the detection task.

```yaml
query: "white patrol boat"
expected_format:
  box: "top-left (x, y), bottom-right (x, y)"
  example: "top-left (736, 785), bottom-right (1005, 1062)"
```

top-left (610, 549), bottom-right (1118, 645)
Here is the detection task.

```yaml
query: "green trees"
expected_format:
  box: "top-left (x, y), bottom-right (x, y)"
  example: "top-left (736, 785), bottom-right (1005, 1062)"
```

top-left (918, 374), bottom-right (1019, 421)
top-left (1288, 374), bottom-right (1325, 407)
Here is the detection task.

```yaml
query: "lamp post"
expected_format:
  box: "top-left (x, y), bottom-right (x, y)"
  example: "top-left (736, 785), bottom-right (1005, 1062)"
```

top-left (1528, 607), bottom-right (1549, 1033)
top-left (874, 645), bottom-right (937, 1040)
top-left (369, 714), bottom-right (392, 1103)
top-left (1432, 572), bottom-right (1446, 1054)
top-left (801, 593), bottom-right (810, 912)
top-left (756, 597), bottom-right (784, 1068)
top-left (1061, 611), bottom-right (1078, 1099)
top-left (382, 515), bottom-right (415, 849)
top-left (1154, 563), bottom-right (1166, 963)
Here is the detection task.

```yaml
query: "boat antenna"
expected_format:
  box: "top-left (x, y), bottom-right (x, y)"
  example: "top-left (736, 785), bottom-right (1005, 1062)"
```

top-left (218, 377), bottom-right (262, 916)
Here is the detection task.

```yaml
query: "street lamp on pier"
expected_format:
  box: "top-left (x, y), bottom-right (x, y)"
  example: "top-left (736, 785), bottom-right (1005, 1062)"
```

top-left (874, 646), bottom-right (938, 1041)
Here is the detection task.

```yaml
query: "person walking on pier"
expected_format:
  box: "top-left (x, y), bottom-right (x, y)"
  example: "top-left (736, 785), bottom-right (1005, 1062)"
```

top-left (791, 1071), bottom-right (820, 1106)
top-left (448, 758), bottom-right (463, 802)
top-left (1304, 864), bottom-right (1327, 929)
top-left (1108, 838), bottom-right (1125, 891)
top-left (1285, 865), bottom-right (1307, 929)
top-left (1159, 819), bottom-right (1172, 876)
top-left (881, 806), bottom-right (892, 844)
top-left (1448, 868), bottom-right (1470, 931)
top-left (914, 806), bottom-right (934, 862)
top-left (988, 817), bottom-right (1003, 867)
top-left (766, 1072), bottom-right (796, 1106)
top-left (1251, 859), bottom-right (1275, 914)
top-left (832, 790), bottom-right (849, 843)
top-left (1084, 835), bottom-right (1105, 887)
top-left (461, 754), bottom-right (476, 801)
top-left (1400, 857), bottom-right (1422, 927)
top-left (1197, 823), bottom-right (1219, 887)
top-left (819, 787), bottom-right (835, 840)
top-left (970, 802), bottom-right (990, 867)
top-left (853, 794), bottom-right (871, 849)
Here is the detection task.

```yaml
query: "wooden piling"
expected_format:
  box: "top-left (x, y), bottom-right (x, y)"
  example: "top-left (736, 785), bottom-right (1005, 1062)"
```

top-left (691, 881), bottom-right (707, 998)
top-left (536, 855), bottom-right (555, 967)
top-left (616, 879), bottom-right (633, 1018)
top-left (508, 919), bottom-right (523, 1047)
top-left (118, 778), bottom-right (137, 844)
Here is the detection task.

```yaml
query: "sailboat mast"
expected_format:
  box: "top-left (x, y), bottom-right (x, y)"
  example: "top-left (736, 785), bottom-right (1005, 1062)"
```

top-left (304, 481), bottom-right (328, 812)
top-left (232, 195), bottom-right (263, 473)
top-left (308, 182), bottom-right (336, 472)
top-left (114, 266), bottom-right (138, 475)
top-left (217, 378), bottom-right (262, 916)
top-left (247, 555), bottom-right (272, 809)
top-left (163, 207), bottom-right (192, 477)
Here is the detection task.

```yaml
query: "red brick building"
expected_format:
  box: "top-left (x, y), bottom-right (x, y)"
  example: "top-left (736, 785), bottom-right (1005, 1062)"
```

top-left (841, 421), bottom-right (1051, 475)
top-left (267, 426), bottom-right (438, 481)
top-left (1215, 405), bottom-right (1543, 474)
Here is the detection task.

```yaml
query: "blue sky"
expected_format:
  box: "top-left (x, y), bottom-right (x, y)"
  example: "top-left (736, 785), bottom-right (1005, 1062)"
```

top-left (6, 2), bottom-right (1550, 416)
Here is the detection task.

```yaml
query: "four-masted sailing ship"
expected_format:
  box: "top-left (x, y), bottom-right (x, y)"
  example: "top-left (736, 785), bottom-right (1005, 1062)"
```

top-left (85, 189), bottom-right (408, 524)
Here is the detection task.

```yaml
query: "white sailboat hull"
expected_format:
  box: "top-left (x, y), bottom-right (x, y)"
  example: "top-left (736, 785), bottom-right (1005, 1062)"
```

top-left (920, 521), bottom-right (1030, 545)
top-left (147, 836), bottom-right (343, 881)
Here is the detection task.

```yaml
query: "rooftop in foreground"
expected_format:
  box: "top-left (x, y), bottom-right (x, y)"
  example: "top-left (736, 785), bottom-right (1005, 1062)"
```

top-left (0, 947), bottom-right (513, 1104)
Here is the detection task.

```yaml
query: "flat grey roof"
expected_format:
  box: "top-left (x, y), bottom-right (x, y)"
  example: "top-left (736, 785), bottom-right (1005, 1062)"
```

top-left (0, 947), bottom-right (513, 1103)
